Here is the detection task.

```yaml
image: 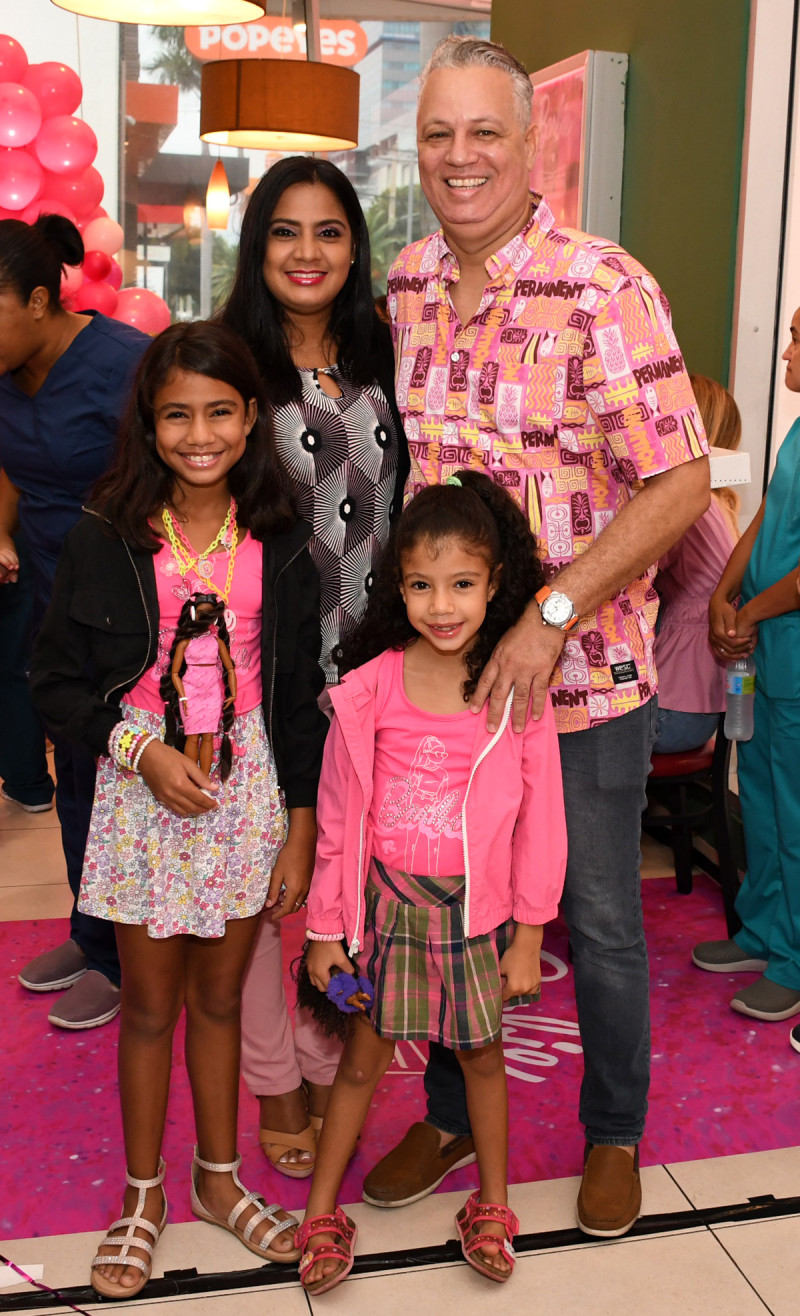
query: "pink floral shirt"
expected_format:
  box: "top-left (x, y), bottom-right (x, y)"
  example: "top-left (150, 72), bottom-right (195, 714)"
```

top-left (387, 195), bottom-right (708, 732)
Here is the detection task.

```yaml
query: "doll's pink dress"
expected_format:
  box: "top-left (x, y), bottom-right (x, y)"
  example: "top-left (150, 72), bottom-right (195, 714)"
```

top-left (181, 630), bottom-right (224, 735)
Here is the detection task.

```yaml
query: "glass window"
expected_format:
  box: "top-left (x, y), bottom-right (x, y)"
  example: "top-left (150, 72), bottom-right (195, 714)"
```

top-left (126, 13), bottom-right (490, 319)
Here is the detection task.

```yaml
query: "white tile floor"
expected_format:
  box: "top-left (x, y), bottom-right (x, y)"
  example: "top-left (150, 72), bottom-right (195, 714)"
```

top-left (2, 775), bottom-right (798, 1314)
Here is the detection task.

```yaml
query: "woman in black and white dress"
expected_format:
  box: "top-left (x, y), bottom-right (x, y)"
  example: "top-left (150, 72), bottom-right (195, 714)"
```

top-left (220, 156), bottom-right (408, 1178)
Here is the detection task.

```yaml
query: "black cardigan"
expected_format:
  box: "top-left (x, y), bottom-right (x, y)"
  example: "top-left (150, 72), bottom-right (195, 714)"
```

top-left (30, 511), bottom-right (329, 809)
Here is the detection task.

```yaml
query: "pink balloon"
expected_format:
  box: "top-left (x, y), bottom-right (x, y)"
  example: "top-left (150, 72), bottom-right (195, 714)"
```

top-left (60, 262), bottom-right (84, 299)
top-left (33, 115), bottom-right (96, 176)
top-left (0, 36), bottom-right (28, 84)
top-left (0, 83), bottom-right (42, 148)
top-left (0, 148), bottom-right (43, 210)
top-left (21, 196), bottom-right (78, 225)
top-left (82, 215), bottom-right (123, 257)
top-left (23, 63), bottom-right (82, 119)
top-left (83, 248), bottom-right (111, 281)
top-left (77, 204), bottom-right (107, 232)
top-left (105, 256), bottom-right (123, 290)
top-left (72, 278), bottom-right (118, 316)
top-left (113, 287), bottom-right (171, 336)
top-left (41, 164), bottom-right (103, 218)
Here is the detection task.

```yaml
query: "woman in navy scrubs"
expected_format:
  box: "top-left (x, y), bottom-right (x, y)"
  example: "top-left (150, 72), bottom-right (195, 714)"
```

top-left (0, 215), bottom-right (148, 1030)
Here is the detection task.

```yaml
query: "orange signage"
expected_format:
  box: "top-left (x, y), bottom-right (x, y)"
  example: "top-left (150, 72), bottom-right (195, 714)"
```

top-left (185, 20), bottom-right (368, 68)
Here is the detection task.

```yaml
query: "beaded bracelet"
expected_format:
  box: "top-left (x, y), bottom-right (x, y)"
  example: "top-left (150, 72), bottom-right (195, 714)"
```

top-left (131, 733), bottom-right (158, 772)
top-left (108, 722), bottom-right (160, 772)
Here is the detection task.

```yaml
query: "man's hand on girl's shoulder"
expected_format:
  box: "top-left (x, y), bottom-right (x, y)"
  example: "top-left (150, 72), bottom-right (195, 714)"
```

top-left (470, 603), bottom-right (565, 732)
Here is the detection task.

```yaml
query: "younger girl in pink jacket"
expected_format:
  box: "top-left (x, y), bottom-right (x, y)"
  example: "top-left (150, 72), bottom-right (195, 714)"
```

top-left (296, 470), bottom-right (567, 1293)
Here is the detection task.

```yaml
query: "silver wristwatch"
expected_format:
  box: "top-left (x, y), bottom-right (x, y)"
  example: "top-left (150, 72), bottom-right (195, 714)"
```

top-left (536, 586), bottom-right (578, 631)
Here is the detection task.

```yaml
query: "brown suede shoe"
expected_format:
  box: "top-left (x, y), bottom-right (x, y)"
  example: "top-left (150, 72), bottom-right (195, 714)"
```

top-left (362, 1122), bottom-right (476, 1208)
top-left (18, 939), bottom-right (87, 992)
top-left (47, 971), bottom-right (120, 1030)
top-left (576, 1144), bottom-right (641, 1237)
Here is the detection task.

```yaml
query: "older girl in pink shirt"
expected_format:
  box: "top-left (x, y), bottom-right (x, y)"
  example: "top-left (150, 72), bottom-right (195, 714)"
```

top-left (295, 470), bottom-right (567, 1293)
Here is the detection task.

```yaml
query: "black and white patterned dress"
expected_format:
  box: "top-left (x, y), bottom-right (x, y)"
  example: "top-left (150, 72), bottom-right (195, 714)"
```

top-left (273, 366), bottom-right (401, 683)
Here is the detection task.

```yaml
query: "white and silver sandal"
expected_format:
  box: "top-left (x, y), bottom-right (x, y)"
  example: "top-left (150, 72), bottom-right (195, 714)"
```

top-left (190, 1147), bottom-right (300, 1262)
top-left (90, 1158), bottom-right (168, 1299)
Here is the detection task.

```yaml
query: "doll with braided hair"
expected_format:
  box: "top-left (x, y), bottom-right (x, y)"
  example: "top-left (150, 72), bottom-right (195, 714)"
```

top-left (160, 593), bottom-right (236, 781)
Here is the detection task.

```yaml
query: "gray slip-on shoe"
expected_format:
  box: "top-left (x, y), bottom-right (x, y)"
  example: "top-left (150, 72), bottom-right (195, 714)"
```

top-left (47, 971), bottom-right (121, 1029)
top-left (19, 939), bottom-right (87, 992)
top-left (692, 938), bottom-right (768, 973)
top-left (731, 977), bottom-right (800, 1022)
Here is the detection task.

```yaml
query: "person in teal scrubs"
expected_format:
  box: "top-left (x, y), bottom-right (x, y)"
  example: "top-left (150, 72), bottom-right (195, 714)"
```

top-left (693, 304), bottom-right (800, 1031)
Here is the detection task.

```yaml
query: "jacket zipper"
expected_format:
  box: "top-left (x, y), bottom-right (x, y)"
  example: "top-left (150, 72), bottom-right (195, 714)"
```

top-left (83, 509), bottom-right (154, 704)
top-left (349, 807), bottom-right (365, 956)
top-left (460, 691), bottom-right (514, 937)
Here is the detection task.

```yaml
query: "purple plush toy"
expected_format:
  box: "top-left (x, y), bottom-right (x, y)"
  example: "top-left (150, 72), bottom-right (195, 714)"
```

top-left (326, 970), bottom-right (374, 1014)
top-left (293, 942), bottom-right (374, 1042)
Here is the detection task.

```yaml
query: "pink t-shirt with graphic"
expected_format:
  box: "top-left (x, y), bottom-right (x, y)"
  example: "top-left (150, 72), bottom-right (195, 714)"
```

top-left (370, 648), bottom-right (475, 878)
top-left (124, 532), bottom-right (263, 715)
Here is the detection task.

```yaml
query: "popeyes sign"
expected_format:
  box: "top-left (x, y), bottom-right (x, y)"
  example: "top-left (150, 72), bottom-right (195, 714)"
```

top-left (186, 20), bottom-right (368, 67)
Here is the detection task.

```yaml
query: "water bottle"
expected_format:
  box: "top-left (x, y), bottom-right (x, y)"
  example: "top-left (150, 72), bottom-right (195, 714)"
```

top-left (724, 655), bottom-right (756, 741)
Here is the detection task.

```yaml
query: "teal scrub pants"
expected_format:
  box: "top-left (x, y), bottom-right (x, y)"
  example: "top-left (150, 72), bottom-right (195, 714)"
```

top-left (734, 686), bottom-right (800, 990)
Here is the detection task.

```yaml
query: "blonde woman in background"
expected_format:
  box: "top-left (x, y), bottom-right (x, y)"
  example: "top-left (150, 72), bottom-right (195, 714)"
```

top-left (652, 375), bottom-right (742, 753)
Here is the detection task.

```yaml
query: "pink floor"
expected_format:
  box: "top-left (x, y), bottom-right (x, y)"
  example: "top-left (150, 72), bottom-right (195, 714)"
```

top-left (2, 873), bottom-right (796, 1241)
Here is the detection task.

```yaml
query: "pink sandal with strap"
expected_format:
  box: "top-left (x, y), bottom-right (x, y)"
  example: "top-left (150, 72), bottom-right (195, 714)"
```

top-left (296, 1206), bottom-right (358, 1295)
top-left (455, 1190), bottom-right (519, 1283)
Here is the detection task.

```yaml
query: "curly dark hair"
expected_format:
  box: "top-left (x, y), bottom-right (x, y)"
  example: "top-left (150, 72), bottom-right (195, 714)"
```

top-left (338, 469), bottom-right (545, 700)
top-left (159, 594), bottom-right (235, 781)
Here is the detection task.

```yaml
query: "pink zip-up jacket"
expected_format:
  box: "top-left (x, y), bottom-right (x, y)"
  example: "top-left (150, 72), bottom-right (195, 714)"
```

top-left (305, 649), bottom-right (567, 954)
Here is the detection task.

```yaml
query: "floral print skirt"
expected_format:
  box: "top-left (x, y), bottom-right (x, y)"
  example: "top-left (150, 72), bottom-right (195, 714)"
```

top-left (79, 706), bottom-right (286, 939)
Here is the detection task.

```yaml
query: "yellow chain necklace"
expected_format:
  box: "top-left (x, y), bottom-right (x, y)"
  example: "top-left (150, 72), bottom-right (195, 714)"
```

top-left (162, 498), bottom-right (239, 603)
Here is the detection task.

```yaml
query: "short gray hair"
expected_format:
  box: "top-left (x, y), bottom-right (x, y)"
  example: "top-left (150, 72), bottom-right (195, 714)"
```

top-left (419, 36), bottom-right (533, 129)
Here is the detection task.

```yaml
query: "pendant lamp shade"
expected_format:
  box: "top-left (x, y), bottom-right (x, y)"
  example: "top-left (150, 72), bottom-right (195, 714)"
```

top-left (200, 60), bottom-right (359, 152)
top-left (51, 1), bottom-right (265, 23)
top-left (206, 159), bottom-right (230, 230)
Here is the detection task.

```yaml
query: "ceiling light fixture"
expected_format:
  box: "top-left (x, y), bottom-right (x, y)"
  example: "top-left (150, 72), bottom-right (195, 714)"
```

top-left (205, 159), bottom-right (230, 230)
top-left (51, 1), bottom-right (266, 24)
top-left (200, 58), bottom-right (359, 152)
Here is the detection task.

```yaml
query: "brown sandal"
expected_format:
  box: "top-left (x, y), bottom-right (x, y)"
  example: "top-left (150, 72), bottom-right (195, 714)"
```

top-left (259, 1123), bottom-right (317, 1179)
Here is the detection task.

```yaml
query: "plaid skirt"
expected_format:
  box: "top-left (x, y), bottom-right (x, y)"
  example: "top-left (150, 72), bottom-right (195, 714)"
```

top-left (360, 857), bottom-right (537, 1050)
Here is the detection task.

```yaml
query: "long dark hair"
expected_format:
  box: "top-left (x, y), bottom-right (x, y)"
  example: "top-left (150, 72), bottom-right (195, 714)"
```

top-left (339, 470), bottom-right (545, 700)
top-left (0, 214), bottom-right (83, 307)
top-left (93, 321), bottom-right (295, 549)
top-left (219, 156), bottom-right (390, 406)
top-left (159, 594), bottom-right (235, 781)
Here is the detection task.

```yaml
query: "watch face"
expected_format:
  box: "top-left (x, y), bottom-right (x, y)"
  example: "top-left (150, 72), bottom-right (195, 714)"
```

top-left (542, 592), bottom-right (575, 627)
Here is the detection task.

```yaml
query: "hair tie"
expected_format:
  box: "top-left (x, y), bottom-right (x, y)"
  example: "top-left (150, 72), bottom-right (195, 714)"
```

top-left (446, 475), bottom-right (462, 487)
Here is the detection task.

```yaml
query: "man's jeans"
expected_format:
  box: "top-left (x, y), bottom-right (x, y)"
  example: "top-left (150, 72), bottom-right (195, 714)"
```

top-left (426, 698), bottom-right (657, 1147)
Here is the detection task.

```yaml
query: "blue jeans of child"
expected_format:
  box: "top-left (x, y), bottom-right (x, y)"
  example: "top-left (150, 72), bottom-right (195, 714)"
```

top-left (425, 698), bottom-right (657, 1147)
top-left (654, 707), bottom-right (718, 754)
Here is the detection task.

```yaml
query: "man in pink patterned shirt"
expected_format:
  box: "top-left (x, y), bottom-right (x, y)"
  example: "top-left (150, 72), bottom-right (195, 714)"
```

top-left (363, 36), bottom-right (710, 1239)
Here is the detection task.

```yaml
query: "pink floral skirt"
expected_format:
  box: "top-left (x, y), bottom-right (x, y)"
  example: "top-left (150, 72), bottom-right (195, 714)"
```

top-left (79, 706), bottom-right (286, 939)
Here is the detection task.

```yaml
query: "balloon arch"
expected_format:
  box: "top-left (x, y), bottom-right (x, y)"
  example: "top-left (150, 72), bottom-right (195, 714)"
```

top-left (0, 31), bottom-right (171, 335)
